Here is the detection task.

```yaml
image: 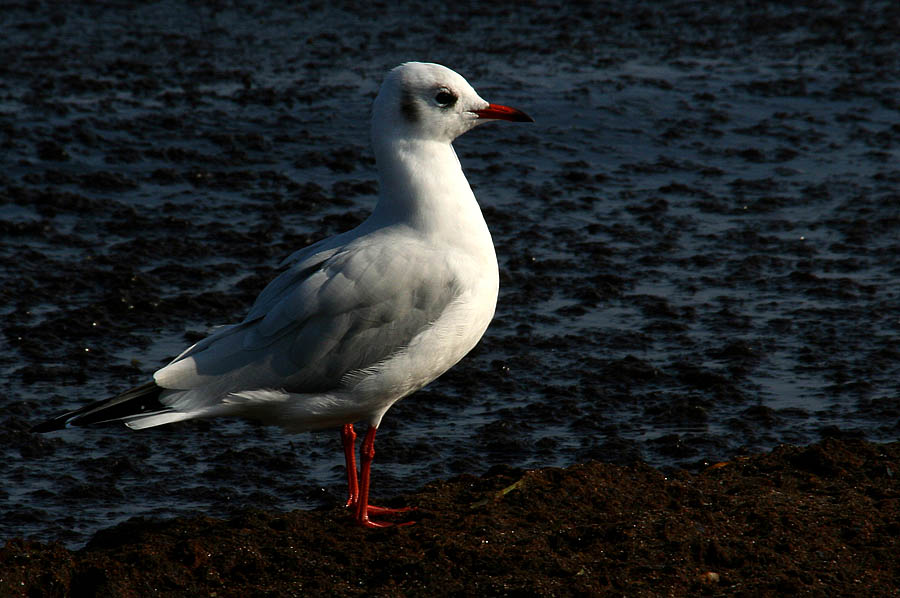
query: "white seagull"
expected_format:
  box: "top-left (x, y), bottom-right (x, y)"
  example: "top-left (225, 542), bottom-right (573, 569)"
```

top-left (31, 62), bottom-right (533, 527)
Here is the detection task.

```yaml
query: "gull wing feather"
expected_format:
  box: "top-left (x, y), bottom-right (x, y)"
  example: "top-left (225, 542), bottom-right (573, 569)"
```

top-left (153, 231), bottom-right (461, 412)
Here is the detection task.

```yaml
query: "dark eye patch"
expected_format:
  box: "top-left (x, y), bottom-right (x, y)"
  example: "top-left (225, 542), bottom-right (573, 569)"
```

top-left (401, 86), bottom-right (419, 123)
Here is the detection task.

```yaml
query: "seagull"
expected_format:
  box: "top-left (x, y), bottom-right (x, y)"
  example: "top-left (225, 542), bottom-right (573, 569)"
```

top-left (30, 62), bottom-right (533, 528)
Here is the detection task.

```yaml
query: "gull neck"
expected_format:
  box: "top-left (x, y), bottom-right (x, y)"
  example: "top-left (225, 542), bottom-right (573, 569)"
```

top-left (370, 135), bottom-right (487, 241)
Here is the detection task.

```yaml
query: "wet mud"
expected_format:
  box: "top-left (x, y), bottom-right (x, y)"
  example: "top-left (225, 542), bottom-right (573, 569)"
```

top-left (3, 439), bottom-right (899, 597)
top-left (1, 0), bottom-right (899, 594)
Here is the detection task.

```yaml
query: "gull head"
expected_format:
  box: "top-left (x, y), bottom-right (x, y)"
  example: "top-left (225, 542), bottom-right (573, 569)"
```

top-left (372, 62), bottom-right (533, 145)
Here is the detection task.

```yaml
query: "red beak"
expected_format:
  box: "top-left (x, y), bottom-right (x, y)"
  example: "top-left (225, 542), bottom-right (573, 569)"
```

top-left (474, 103), bottom-right (534, 123)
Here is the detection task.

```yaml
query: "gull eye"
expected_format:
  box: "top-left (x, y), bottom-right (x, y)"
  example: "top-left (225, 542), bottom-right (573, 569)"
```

top-left (434, 88), bottom-right (457, 108)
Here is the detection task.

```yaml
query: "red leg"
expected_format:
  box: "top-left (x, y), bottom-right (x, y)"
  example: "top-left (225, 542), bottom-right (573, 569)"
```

top-left (353, 425), bottom-right (414, 528)
top-left (341, 423), bottom-right (358, 508)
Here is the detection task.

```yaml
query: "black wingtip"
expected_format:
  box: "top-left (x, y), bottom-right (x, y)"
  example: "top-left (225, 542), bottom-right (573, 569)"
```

top-left (29, 381), bottom-right (165, 433)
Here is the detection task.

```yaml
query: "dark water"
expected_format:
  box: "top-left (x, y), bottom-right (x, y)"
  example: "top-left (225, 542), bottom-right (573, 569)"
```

top-left (2, 1), bottom-right (898, 547)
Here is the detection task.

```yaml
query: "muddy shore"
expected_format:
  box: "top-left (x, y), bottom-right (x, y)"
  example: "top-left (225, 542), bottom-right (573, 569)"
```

top-left (2, 1), bottom-right (899, 594)
top-left (3, 438), bottom-right (899, 597)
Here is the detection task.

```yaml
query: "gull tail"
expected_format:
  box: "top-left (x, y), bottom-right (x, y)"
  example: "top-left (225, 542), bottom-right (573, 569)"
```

top-left (30, 381), bottom-right (171, 432)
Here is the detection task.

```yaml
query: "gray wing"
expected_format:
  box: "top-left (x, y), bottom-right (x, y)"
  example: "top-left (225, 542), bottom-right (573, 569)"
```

top-left (153, 232), bottom-right (461, 410)
top-left (159, 233), bottom-right (346, 367)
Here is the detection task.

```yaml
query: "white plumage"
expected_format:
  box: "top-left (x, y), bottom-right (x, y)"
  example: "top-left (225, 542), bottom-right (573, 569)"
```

top-left (32, 62), bottom-right (533, 527)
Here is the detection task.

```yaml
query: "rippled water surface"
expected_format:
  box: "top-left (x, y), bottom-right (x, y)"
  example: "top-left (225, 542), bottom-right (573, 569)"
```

top-left (2, 1), bottom-right (898, 546)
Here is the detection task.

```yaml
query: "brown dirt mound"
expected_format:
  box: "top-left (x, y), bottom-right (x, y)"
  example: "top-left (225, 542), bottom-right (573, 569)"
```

top-left (3, 438), bottom-right (898, 597)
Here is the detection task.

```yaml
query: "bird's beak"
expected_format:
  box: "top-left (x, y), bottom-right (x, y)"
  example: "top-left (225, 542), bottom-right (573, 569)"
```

top-left (473, 103), bottom-right (534, 123)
